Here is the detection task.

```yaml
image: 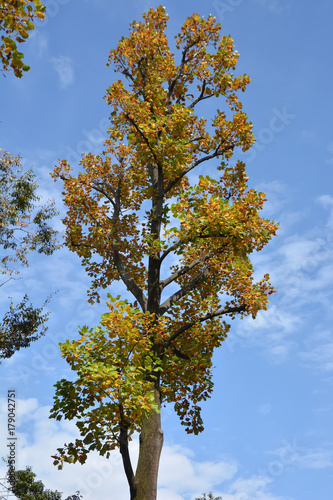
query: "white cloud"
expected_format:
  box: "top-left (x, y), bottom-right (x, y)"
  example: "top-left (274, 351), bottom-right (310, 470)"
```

top-left (221, 475), bottom-right (288, 500)
top-left (0, 398), bottom-right (130, 499)
top-left (159, 444), bottom-right (237, 495)
top-left (228, 305), bottom-right (299, 362)
top-left (0, 398), bottom-right (291, 500)
top-left (257, 200), bottom-right (333, 303)
top-left (226, 189), bottom-right (333, 363)
top-left (50, 56), bottom-right (74, 89)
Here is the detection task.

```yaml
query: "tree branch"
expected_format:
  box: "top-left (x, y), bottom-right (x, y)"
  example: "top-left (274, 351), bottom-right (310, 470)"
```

top-left (91, 182), bottom-right (116, 209)
top-left (159, 267), bottom-right (209, 315)
top-left (160, 239), bottom-right (184, 263)
top-left (168, 39), bottom-right (199, 100)
top-left (164, 144), bottom-right (235, 195)
top-left (137, 56), bottom-right (147, 84)
top-left (184, 136), bottom-right (204, 145)
top-left (112, 246), bottom-right (148, 311)
top-left (160, 253), bottom-right (213, 290)
top-left (119, 410), bottom-right (136, 500)
top-left (64, 173), bottom-right (147, 311)
top-left (171, 345), bottom-right (190, 360)
top-left (59, 173), bottom-right (70, 182)
top-left (166, 304), bottom-right (247, 346)
top-left (80, 173), bottom-right (147, 309)
top-left (124, 113), bottom-right (159, 164)
top-left (189, 80), bottom-right (214, 109)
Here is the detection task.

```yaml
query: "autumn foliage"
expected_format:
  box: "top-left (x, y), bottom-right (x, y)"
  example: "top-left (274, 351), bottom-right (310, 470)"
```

top-left (0, 0), bottom-right (45, 77)
top-left (50, 7), bottom-right (278, 499)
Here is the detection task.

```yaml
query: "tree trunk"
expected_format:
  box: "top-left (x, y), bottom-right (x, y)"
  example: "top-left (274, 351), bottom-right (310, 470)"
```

top-left (133, 388), bottom-right (164, 500)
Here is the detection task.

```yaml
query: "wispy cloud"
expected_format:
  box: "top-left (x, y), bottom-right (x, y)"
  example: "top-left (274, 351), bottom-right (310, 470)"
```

top-left (318, 194), bottom-right (333, 228)
top-left (257, 403), bottom-right (272, 415)
top-left (295, 449), bottom-right (333, 469)
top-left (227, 301), bottom-right (301, 362)
top-left (50, 56), bottom-right (74, 89)
top-left (29, 30), bottom-right (48, 57)
top-left (325, 141), bottom-right (333, 164)
top-left (273, 441), bottom-right (333, 470)
top-left (300, 330), bottom-right (333, 372)
top-left (252, 0), bottom-right (290, 14)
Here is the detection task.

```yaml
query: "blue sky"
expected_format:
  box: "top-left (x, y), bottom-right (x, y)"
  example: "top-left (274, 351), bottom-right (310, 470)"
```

top-left (1, 0), bottom-right (333, 498)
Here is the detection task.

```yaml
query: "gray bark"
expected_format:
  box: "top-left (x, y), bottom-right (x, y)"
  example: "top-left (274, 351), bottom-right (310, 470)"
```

top-left (133, 388), bottom-right (164, 500)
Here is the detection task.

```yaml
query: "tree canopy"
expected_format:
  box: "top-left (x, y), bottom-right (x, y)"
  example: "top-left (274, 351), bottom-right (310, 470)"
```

top-left (0, 0), bottom-right (45, 77)
top-left (6, 466), bottom-right (82, 500)
top-left (50, 7), bottom-right (278, 499)
top-left (0, 149), bottom-right (58, 362)
top-left (195, 494), bottom-right (222, 500)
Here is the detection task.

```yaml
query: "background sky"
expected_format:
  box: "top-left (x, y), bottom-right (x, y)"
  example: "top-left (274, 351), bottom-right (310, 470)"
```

top-left (1, 0), bottom-right (333, 499)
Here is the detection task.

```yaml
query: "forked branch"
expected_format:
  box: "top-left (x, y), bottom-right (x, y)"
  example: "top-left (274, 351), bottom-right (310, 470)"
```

top-left (160, 253), bottom-right (213, 289)
top-left (112, 246), bottom-right (148, 311)
top-left (164, 143), bottom-right (235, 194)
top-left (166, 304), bottom-right (247, 346)
top-left (159, 267), bottom-right (210, 315)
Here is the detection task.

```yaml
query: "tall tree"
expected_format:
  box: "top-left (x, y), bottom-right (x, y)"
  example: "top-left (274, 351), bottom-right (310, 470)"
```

top-left (0, 0), bottom-right (45, 77)
top-left (50, 7), bottom-right (278, 500)
top-left (0, 149), bottom-right (58, 362)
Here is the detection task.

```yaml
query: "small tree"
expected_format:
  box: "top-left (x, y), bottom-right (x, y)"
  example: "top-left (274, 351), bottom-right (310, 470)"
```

top-left (6, 466), bottom-right (82, 500)
top-left (0, 149), bottom-right (58, 362)
top-left (50, 7), bottom-right (278, 500)
top-left (195, 493), bottom-right (222, 500)
top-left (0, 0), bottom-right (45, 77)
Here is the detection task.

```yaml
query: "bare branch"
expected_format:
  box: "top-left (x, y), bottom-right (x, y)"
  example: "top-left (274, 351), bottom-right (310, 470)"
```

top-left (0, 276), bottom-right (15, 287)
